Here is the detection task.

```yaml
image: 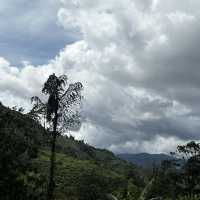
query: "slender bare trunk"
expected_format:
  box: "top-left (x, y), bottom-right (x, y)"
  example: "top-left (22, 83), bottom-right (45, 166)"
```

top-left (47, 113), bottom-right (58, 200)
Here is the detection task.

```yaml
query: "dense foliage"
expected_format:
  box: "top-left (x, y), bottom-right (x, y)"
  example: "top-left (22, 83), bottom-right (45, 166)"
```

top-left (0, 102), bottom-right (47, 199)
top-left (144, 141), bottom-right (200, 200)
top-left (0, 103), bottom-right (144, 200)
top-left (2, 99), bottom-right (200, 200)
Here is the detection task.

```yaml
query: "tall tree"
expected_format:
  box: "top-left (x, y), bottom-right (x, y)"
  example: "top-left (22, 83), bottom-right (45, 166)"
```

top-left (30, 73), bottom-right (83, 200)
top-left (176, 141), bottom-right (200, 196)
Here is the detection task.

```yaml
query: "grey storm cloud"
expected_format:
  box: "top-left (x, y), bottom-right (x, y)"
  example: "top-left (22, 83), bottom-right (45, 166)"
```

top-left (1, 0), bottom-right (200, 153)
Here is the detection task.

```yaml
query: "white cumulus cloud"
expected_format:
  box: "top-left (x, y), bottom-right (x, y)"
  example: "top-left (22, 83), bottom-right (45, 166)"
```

top-left (1, 0), bottom-right (200, 153)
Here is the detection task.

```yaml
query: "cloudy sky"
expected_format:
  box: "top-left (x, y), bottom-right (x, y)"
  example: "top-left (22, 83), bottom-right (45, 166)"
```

top-left (1, 0), bottom-right (200, 154)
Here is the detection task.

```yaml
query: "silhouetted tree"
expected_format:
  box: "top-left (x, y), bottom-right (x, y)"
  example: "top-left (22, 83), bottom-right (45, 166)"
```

top-left (177, 141), bottom-right (200, 196)
top-left (30, 73), bottom-right (83, 200)
top-left (153, 141), bottom-right (200, 199)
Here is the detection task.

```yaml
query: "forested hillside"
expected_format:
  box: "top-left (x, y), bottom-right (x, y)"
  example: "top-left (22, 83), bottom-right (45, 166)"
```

top-left (1, 100), bottom-right (200, 200)
top-left (0, 102), bottom-right (145, 200)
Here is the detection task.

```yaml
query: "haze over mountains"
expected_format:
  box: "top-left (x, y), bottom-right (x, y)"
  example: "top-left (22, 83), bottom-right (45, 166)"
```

top-left (118, 153), bottom-right (173, 168)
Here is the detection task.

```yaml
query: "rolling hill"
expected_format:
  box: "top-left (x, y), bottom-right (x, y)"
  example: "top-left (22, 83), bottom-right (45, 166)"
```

top-left (0, 102), bottom-right (145, 199)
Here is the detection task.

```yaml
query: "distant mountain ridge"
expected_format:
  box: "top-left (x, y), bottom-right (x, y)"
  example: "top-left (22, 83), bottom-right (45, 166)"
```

top-left (118, 153), bottom-right (173, 168)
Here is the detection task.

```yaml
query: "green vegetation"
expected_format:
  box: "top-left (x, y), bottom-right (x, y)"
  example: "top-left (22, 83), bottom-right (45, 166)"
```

top-left (0, 102), bottom-right (144, 200)
top-left (1, 75), bottom-right (200, 200)
top-left (141, 141), bottom-right (200, 200)
top-left (0, 102), bottom-right (47, 200)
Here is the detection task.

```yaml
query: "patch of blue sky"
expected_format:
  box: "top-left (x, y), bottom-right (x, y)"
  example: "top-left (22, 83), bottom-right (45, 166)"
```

top-left (0, 0), bottom-right (80, 67)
